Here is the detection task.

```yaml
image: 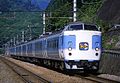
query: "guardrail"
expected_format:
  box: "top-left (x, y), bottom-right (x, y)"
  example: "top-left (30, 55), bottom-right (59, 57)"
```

top-left (103, 50), bottom-right (120, 54)
top-left (102, 50), bottom-right (120, 58)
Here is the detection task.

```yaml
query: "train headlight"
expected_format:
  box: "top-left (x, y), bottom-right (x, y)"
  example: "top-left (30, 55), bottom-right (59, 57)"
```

top-left (68, 47), bottom-right (72, 51)
top-left (95, 47), bottom-right (99, 51)
top-left (68, 41), bottom-right (73, 51)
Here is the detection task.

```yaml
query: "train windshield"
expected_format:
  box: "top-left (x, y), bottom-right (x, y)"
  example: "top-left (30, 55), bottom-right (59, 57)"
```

top-left (84, 24), bottom-right (99, 31)
top-left (68, 25), bottom-right (83, 30)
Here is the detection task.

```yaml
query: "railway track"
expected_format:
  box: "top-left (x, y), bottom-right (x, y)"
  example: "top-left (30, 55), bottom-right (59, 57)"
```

top-left (1, 57), bottom-right (51, 83)
top-left (75, 74), bottom-right (119, 83)
top-left (1, 56), bottom-right (120, 83)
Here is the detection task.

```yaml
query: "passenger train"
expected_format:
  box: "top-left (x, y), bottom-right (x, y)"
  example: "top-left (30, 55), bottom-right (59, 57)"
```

top-left (6, 22), bottom-right (102, 72)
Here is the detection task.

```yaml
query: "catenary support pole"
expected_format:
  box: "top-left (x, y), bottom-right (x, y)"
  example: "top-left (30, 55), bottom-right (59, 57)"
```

top-left (73, 0), bottom-right (77, 22)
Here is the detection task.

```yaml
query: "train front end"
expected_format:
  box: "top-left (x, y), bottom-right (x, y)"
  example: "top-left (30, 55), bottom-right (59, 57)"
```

top-left (62, 23), bottom-right (101, 71)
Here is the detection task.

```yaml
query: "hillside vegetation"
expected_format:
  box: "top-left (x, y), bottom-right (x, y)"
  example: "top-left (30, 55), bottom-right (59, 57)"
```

top-left (46, 0), bottom-right (110, 32)
top-left (0, 0), bottom-right (43, 49)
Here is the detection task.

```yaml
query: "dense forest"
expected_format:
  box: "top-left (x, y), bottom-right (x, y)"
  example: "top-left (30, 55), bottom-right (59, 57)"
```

top-left (0, 0), bottom-right (41, 11)
top-left (0, 0), bottom-right (43, 49)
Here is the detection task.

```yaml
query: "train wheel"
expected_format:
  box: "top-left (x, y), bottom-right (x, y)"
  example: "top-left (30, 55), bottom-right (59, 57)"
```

top-left (55, 62), bottom-right (58, 69)
top-left (60, 62), bottom-right (64, 70)
top-left (91, 69), bottom-right (99, 75)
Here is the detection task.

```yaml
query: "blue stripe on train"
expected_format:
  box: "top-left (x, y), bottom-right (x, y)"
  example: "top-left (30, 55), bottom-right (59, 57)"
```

top-left (92, 35), bottom-right (101, 49)
top-left (63, 35), bottom-right (76, 49)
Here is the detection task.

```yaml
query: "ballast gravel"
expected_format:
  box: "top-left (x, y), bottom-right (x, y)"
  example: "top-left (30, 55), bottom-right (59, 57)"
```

top-left (0, 58), bottom-right (24, 83)
top-left (6, 57), bottom-right (95, 83)
top-left (3, 57), bottom-right (120, 83)
top-left (98, 74), bottom-right (120, 82)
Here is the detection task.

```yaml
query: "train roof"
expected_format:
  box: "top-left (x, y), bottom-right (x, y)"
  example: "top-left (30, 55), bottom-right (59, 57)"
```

top-left (68, 22), bottom-right (97, 26)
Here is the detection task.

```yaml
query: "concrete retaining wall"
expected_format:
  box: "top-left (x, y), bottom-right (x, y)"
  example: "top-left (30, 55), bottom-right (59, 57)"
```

top-left (99, 52), bottom-right (120, 76)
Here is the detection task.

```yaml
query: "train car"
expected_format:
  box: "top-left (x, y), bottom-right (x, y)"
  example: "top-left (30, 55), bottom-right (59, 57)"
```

top-left (8, 22), bottom-right (102, 72)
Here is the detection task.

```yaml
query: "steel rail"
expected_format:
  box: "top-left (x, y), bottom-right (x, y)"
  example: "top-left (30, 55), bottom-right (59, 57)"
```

top-left (75, 74), bottom-right (119, 83)
top-left (1, 57), bottom-right (51, 83)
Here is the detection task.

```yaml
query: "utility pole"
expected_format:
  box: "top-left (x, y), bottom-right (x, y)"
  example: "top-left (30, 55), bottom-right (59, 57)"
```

top-left (43, 12), bottom-right (46, 34)
top-left (7, 42), bottom-right (10, 48)
top-left (16, 35), bottom-right (19, 45)
top-left (13, 37), bottom-right (16, 46)
top-left (73, 0), bottom-right (77, 22)
top-left (30, 27), bottom-right (32, 40)
top-left (10, 39), bottom-right (13, 47)
top-left (22, 31), bottom-right (25, 43)
top-left (28, 25), bottom-right (32, 40)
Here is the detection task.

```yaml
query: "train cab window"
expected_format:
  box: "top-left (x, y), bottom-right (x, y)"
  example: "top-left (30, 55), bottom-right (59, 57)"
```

top-left (67, 25), bottom-right (83, 31)
top-left (84, 24), bottom-right (98, 31)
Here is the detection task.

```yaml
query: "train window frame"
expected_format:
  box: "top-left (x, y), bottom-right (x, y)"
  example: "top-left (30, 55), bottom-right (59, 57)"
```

top-left (22, 45), bottom-right (26, 53)
top-left (35, 41), bottom-right (42, 51)
top-left (16, 47), bottom-right (19, 53)
top-left (47, 37), bottom-right (59, 50)
top-left (27, 43), bottom-right (32, 53)
top-left (67, 24), bottom-right (83, 31)
top-left (84, 24), bottom-right (99, 31)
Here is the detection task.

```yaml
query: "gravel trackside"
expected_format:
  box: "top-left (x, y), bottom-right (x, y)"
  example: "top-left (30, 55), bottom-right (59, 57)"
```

top-left (98, 74), bottom-right (120, 82)
top-left (1, 57), bottom-right (120, 83)
top-left (6, 57), bottom-right (95, 83)
top-left (0, 59), bottom-right (24, 83)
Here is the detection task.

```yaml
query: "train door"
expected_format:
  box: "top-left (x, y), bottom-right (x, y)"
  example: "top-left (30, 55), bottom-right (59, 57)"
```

top-left (59, 35), bottom-right (64, 59)
top-left (42, 38), bottom-right (47, 58)
top-left (32, 42), bottom-right (35, 57)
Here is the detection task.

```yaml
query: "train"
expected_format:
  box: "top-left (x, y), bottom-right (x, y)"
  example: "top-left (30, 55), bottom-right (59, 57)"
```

top-left (6, 22), bottom-right (102, 72)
